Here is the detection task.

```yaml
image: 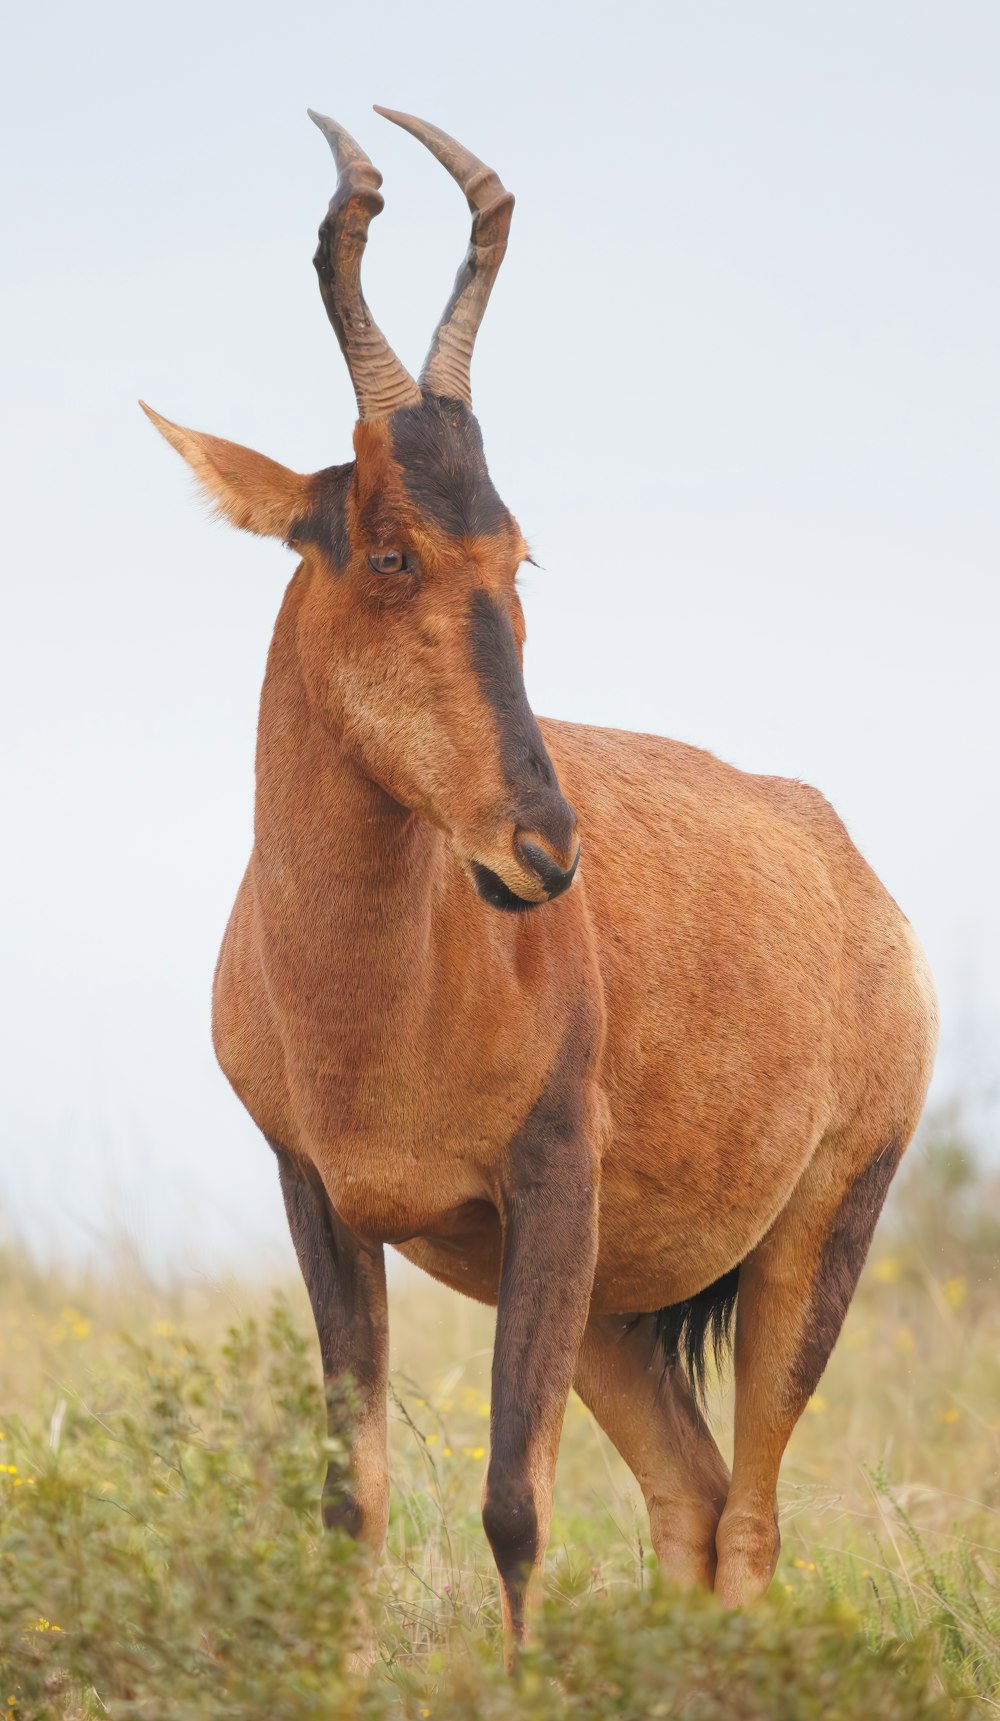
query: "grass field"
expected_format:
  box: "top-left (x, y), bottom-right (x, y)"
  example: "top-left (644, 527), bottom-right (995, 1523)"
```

top-left (2, 1124), bottom-right (998, 1717)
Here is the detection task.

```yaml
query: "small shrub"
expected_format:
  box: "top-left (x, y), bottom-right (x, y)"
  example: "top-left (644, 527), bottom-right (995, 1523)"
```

top-left (378, 1582), bottom-right (978, 1720)
top-left (0, 1300), bottom-right (364, 1719)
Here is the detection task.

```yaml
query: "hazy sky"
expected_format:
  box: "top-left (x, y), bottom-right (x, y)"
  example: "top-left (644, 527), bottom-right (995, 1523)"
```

top-left (2, 0), bottom-right (998, 1268)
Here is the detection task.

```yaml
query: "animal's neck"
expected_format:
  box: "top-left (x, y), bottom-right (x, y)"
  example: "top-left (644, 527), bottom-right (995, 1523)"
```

top-left (250, 577), bottom-right (441, 1026)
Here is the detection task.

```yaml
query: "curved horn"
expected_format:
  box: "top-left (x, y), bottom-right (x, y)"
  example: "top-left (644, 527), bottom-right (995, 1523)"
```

top-left (374, 107), bottom-right (514, 410)
top-left (308, 109), bottom-right (422, 420)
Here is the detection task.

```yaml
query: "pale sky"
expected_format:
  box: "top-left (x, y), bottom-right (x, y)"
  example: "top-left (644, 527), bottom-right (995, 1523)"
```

top-left (2, 0), bottom-right (998, 1268)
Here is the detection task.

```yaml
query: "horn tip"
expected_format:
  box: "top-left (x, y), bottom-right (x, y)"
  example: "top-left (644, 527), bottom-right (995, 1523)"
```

top-left (308, 107), bottom-right (349, 148)
top-left (373, 103), bottom-right (416, 130)
top-left (309, 108), bottom-right (371, 172)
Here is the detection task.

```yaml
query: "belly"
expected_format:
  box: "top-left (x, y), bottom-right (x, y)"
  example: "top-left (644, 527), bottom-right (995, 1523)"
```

top-left (393, 1098), bottom-right (825, 1317)
top-left (395, 1202), bottom-right (503, 1304)
top-left (313, 1136), bottom-right (495, 1245)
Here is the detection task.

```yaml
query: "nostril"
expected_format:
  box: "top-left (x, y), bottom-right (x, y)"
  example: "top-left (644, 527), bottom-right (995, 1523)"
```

top-left (516, 837), bottom-right (581, 902)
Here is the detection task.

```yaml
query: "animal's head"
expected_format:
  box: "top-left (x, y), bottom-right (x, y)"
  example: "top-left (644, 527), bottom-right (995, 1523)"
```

top-left (143, 107), bottom-right (578, 911)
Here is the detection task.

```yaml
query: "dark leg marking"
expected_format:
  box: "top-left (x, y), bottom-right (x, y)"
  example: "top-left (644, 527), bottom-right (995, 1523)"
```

top-left (484, 1025), bottom-right (598, 1644)
top-left (271, 1141), bottom-right (387, 1537)
top-left (790, 1137), bottom-right (903, 1405)
top-left (481, 1473), bottom-right (539, 1611)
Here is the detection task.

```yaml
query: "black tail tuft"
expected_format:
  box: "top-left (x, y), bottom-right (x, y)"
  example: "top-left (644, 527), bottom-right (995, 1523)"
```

top-left (652, 1266), bottom-right (740, 1409)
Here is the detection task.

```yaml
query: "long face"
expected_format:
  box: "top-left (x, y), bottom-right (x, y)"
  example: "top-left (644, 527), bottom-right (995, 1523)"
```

top-left (291, 397), bottom-right (579, 907)
top-left (143, 106), bottom-right (578, 910)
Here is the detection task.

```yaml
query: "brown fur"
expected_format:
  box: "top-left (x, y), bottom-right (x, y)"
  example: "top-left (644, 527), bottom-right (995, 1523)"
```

top-left (141, 126), bottom-right (938, 1662)
top-left (788, 1137), bottom-right (903, 1407)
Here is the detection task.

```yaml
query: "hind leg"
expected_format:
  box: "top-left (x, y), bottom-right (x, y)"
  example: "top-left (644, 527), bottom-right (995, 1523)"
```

top-left (574, 1313), bottom-right (730, 1587)
top-left (714, 1134), bottom-right (903, 1606)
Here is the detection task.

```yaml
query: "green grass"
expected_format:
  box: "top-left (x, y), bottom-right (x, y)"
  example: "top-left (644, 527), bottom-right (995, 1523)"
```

top-left (1, 1128), bottom-right (998, 1716)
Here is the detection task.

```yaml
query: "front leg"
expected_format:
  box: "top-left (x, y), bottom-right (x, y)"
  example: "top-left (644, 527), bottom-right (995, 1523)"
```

top-left (484, 1070), bottom-right (599, 1667)
top-left (272, 1142), bottom-right (389, 1552)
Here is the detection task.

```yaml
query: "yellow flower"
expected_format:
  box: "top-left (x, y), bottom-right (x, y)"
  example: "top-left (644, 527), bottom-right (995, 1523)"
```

top-left (940, 1407), bottom-right (960, 1425)
top-left (943, 1276), bottom-right (966, 1311)
top-left (793, 1557), bottom-right (806, 1569)
top-left (805, 1394), bottom-right (827, 1415)
top-left (478, 1403), bottom-right (490, 1418)
top-left (152, 1320), bottom-right (175, 1338)
top-left (425, 1434), bottom-right (439, 1447)
top-left (873, 1257), bottom-right (901, 1284)
top-left (462, 1445), bottom-right (486, 1460)
top-left (31, 1619), bottom-right (61, 1633)
top-left (72, 1319), bottom-right (91, 1340)
top-left (442, 1447), bottom-right (453, 1459)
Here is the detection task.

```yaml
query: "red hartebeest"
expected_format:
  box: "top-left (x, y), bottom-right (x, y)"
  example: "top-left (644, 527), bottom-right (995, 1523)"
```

top-left (142, 107), bottom-right (938, 1663)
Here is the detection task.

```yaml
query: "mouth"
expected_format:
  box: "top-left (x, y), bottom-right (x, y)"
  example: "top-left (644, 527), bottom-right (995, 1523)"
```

top-left (471, 863), bottom-right (546, 912)
top-left (471, 846), bottom-right (581, 913)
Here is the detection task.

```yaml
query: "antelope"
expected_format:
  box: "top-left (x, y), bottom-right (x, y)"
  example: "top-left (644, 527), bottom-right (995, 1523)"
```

top-left (142, 105), bottom-right (938, 1664)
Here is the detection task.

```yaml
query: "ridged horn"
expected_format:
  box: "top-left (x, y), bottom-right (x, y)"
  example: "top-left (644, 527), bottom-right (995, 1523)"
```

top-left (374, 107), bottom-right (514, 411)
top-left (308, 109), bottom-right (422, 420)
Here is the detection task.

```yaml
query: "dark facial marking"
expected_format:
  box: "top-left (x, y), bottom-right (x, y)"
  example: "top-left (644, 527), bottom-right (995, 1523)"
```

top-left (289, 462), bottom-right (353, 569)
top-left (389, 395), bottom-right (511, 538)
top-left (789, 1137), bottom-right (903, 1407)
top-left (468, 590), bottom-right (577, 856)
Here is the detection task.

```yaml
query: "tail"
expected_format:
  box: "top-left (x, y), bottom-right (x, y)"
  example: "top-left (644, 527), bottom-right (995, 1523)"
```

top-left (652, 1266), bottom-right (740, 1409)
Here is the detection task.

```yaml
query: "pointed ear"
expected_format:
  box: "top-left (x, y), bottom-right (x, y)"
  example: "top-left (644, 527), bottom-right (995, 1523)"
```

top-left (139, 402), bottom-right (311, 541)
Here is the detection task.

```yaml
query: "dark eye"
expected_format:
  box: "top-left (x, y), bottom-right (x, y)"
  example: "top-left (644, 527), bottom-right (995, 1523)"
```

top-left (367, 550), bottom-right (409, 575)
